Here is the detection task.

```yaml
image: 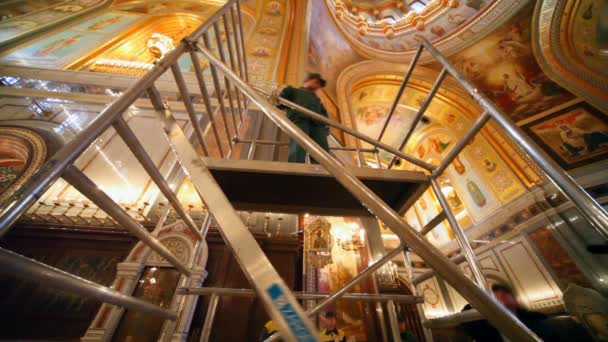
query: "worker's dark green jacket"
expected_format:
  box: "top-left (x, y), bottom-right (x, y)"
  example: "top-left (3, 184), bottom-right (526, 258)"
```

top-left (278, 86), bottom-right (328, 125)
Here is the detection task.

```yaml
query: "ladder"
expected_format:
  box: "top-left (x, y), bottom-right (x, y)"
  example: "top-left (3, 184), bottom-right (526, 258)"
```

top-left (1, 0), bottom-right (607, 341)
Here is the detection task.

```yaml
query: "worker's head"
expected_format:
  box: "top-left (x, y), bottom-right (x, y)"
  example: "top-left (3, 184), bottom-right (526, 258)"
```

top-left (325, 311), bottom-right (337, 330)
top-left (492, 284), bottom-right (517, 313)
top-left (303, 73), bottom-right (326, 91)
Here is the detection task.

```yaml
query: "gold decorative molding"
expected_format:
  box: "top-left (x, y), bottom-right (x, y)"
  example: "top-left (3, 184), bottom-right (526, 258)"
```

top-left (0, 127), bottom-right (47, 206)
top-left (532, 0), bottom-right (608, 114)
top-left (324, 0), bottom-right (530, 62)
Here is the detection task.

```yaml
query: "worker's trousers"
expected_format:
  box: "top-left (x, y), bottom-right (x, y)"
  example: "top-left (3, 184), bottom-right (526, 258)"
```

top-left (288, 119), bottom-right (329, 163)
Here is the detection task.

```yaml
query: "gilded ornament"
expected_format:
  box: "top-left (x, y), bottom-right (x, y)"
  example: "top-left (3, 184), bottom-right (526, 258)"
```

top-left (265, 1), bottom-right (281, 16)
top-left (356, 16), bottom-right (368, 35)
top-left (305, 217), bottom-right (333, 268)
top-left (335, 0), bottom-right (345, 19)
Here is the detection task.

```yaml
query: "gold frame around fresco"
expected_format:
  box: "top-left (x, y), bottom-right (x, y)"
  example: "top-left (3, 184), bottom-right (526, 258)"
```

top-left (522, 102), bottom-right (608, 170)
top-left (64, 12), bottom-right (206, 72)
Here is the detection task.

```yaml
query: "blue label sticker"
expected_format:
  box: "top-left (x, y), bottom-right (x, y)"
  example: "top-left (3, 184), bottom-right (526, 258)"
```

top-left (267, 284), bottom-right (317, 342)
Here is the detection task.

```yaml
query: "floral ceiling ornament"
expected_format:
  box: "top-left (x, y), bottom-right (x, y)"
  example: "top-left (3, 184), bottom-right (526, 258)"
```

top-left (324, 0), bottom-right (529, 63)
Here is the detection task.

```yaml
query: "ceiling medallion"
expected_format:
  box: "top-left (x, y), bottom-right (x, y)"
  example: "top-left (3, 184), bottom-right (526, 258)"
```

top-left (325, 0), bottom-right (528, 62)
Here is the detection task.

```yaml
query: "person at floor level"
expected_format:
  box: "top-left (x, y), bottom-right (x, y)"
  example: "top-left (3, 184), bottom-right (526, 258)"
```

top-left (277, 73), bottom-right (330, 163)
top-left (321, 311), bottom-right (347, 342)
top-left (258, 320), bottom-right (282, 342)
top-left (398, 319), bottom-right (417, 342)
top-left (460, 284), bottom-right (556, 341)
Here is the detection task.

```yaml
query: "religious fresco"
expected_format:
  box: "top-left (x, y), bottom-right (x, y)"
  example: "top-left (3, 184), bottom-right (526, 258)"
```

top-left (350, 83), bottom-right (418, 157)
top-left (571, 0), bottom-right (608, 75)
top-left (0, 0), bottom-right (66, 21)
top-left (323, 0), bottom-right (528, 63)
top-left (533, 0), bottom-right (608, 114)
top-left (75, 14), bottom-right (204, 75)
top-left (449, 3), bottom-right (575, 122)
top-left (113, 1), bottom-right (218, 16)
top-left (246, 0), bottom-right (290, 81)
top-left (0, 11), bottom-right (142, 69)
top-left (523, 103), bottom-right (608, 170)
top-left (329, 0), bottom-right (491, 53)
top-left (71, 11), bottom-right (139, 34)
top-left (347, 77), bottom-right (527, 232)
top-left (111, 0), bottom-right (256, 34)
top-left (412, 189), bottom-right (454, 246)
top-left (0, 0), bottom-right (106, 44)
top-left (410, 128), bottom-right (505, 226)
top-left (308, 0), bottom-right (363, 97)
top-left (0, 127), bottom-right (47, 206)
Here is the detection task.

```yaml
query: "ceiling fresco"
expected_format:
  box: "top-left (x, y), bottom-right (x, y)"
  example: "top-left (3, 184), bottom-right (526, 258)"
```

top-left (532, 0), bottom-right (608, 113)
top-left (308, 0), bottom-right (363, 98)
top-left (0, 10), bottom-right (144, 69)
top-left (0, 0), bottom-right (264, 79)
top-left (324, 0), bottom-right (530, 62)
top-left (110, 0), bottom-right (223, 15)
top-left (245, 0), bottom-right (291, 81)
top-left (521, 102), bottom-right (608, 170)
top-left (336, 60), bottom-right (544, 182)
top-left (71, 14), bottom-right (206, 75)
top-left (0, 0), bottom-right (66, 21)
top-left (446, 2), bottom-right (575, 122)
top-left (0, 0), bottom-right (106, 45)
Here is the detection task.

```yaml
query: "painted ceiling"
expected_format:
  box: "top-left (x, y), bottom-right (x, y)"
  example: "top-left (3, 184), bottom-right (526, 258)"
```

top-left (308, 0), bottom-right (363, 98)
top-left (446, 2), bottom-right (576, 122)
top-left (532, 0), bottom-right (608, 113)
top-left (324, 0), bottom-right (530, 62)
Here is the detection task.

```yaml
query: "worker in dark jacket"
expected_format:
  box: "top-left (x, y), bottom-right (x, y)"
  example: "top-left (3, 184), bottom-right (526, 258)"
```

top-left (461, 284), bottom-right (556, 341)
top-left (278, 73), bottom-right (330, 163)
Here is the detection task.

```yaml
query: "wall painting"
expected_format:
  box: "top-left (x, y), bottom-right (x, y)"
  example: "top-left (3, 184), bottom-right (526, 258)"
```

top-left (448, 3), bottom-right (575, 122)
top-left (570, 0), bottom-right (608, 78)
top-left (0, 0), bottom-right (105, 44)
top-left (0, 0), bottom-right (67, 21)
top-left (246, 0), bottom-right (290, 82)
top-left (523, 103), bottom-right (608, 170)
top-left (0, 11), bottom-right (141, 69)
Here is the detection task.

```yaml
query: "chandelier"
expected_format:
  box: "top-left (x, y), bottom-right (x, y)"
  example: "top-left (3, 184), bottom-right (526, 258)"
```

top-left (377, 260), bottom-right (400, 288)
top-left (91, 58), bottom-right (153, 75)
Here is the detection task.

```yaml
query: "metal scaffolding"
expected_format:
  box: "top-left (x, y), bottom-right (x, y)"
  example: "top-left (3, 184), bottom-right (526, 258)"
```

top-left (1, 0), bottom-right (607, 341)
